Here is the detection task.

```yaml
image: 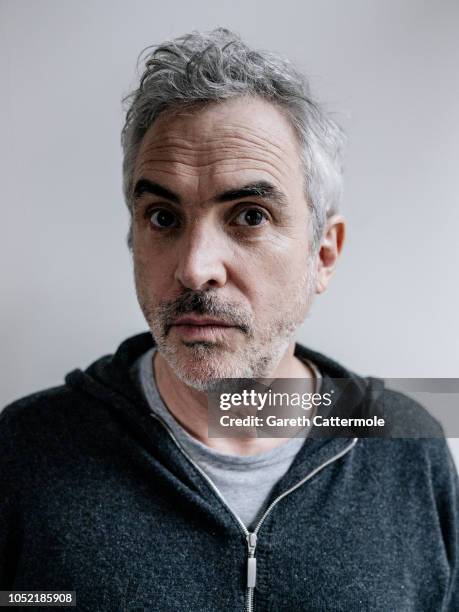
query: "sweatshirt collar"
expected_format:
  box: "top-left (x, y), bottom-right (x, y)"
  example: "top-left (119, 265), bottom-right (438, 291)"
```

top-left (65, 332), bottom-right (366, 505)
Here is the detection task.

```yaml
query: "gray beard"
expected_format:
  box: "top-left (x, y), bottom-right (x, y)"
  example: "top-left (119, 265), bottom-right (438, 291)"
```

top-left (137, 261), bottom-right (317, 391)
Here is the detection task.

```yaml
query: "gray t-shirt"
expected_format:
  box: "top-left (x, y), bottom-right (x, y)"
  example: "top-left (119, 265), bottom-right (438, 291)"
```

top-left (133, 348), bottom-right (322, 531)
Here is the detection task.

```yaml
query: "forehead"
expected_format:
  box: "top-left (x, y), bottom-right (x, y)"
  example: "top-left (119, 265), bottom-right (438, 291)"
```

top-left (133, 97), bottom-right (304, 194)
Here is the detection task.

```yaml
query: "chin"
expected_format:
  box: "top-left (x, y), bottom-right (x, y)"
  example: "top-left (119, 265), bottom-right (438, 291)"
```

top-left (161, 341), bottom-right (251, 391)
top-left (153, 328), bottom-right (293, 390)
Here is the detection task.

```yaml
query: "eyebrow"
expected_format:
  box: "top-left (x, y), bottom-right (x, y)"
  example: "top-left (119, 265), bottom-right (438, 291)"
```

top-left (132, 178), bottom-right (288, 208)
top-left (133, 179), bottom-right (181, 204)
top-left (216, 181), bottom-right (288, 208)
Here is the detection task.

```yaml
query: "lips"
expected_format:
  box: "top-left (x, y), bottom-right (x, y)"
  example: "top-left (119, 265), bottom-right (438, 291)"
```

top-left (169, 315), bottom-right (237, 341)
top-left (172, 316), bottom-right (234, 327)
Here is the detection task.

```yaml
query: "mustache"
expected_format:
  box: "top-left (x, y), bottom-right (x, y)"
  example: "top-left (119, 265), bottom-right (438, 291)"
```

top-left (157, 291), bottom-right (252, 335)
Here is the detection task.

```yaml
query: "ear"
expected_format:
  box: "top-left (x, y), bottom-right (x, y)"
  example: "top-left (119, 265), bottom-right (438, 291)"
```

top-left (315, 214), bottom-right (346, 294)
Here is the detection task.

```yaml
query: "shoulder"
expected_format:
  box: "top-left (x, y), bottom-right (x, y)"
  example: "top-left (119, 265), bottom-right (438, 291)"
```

top-left (357, 435), bottom-right (454, 469)
top-left (1, 383), bottom-right (88, 434)
top-left (0, 386), bottom-right (73, 495)
top-left (297, 342), bottom-right (446, 439)
top-left (356, 436), bottom-right (458, 507)
top-left (365, 379), bottom-right (445, 437)
top-left (1, 385), bottom-right (73, 431)
top-left (0, 381), bottom-right (112, 462)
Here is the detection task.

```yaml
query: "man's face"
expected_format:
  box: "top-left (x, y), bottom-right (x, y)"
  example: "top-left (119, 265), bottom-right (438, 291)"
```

top-left (131, 96), bottom-right (318, 389)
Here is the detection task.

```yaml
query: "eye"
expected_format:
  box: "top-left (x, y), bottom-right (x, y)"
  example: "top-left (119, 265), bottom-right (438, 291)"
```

top-left (233, 208), bottom-right (269, 227)
top-left (149, 208), bottom-right (179, 229)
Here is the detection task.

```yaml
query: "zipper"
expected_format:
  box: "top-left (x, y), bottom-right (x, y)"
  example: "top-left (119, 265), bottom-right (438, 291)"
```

top-left (246, 532), bottom-right (257, 612)
top-left (148, 411), bottom-right (357, 612)
top-left (148, 412), bottom-right (250, 539)
top-left (245, 436), bottom-right (358, 612)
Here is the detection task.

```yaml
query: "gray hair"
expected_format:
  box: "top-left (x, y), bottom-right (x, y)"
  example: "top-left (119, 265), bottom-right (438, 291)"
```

top-left (121, 28), bottom-right (346, 251)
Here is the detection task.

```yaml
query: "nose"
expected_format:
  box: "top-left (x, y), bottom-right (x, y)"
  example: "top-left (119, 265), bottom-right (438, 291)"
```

top-left (174, 221), bottom-right (228, 291)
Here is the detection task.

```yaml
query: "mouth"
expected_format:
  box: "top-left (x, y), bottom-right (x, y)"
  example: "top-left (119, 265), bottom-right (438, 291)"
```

top-left (173, 316), bottom-right (234, 326)
top-left (170, 316), bottom-right (238, 341)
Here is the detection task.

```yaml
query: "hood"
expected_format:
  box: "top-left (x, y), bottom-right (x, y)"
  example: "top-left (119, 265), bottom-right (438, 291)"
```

top-left (64, 332), bottom-right (410, 499)
top-left (65, 332), bottom-right (384, 436)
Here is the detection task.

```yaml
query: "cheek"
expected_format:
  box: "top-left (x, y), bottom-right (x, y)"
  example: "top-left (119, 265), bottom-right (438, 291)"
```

top-left (133, 246), bottom-right (173, 300)
top-left (235, 234), bottom-right (307, 306)
top-left (244, 231), bottom-right (307, 276)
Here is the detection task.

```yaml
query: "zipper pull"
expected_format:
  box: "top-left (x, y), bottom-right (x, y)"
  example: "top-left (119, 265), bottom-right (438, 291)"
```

top-left (247, 532), bottom-right (257, 588)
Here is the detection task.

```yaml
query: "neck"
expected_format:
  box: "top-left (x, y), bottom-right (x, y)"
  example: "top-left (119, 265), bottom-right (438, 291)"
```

top-left (153, 343), bottom-right (314, 456)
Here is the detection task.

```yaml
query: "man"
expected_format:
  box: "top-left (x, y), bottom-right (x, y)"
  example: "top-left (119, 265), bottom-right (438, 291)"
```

top-left (1, 28), bottom-right (458, 611)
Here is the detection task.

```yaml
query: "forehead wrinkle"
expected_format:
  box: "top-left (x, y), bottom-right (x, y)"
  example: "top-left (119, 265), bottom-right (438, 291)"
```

top-left (140, 132), bottom-right (296, 170)
top-left (149, 112), bottom-right (299, 149)
top-left (135, 142), bottom-right (297, 187)
top-left (137, 150), bottom-right (288, 172)
top-left (144, 130), bottom-right (290, 154)
top-left (135, 157), bottom-right (287, 187)
top-left (137, 149), bottom-right (292, 179)
top-left (134, 118), bottom-right (303, 200)
top-left (212, 124), bottom-right (298, 157)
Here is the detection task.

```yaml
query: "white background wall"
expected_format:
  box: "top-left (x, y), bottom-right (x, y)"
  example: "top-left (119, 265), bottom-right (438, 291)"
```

top-left (1, 0), bottom-right (458, 459)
